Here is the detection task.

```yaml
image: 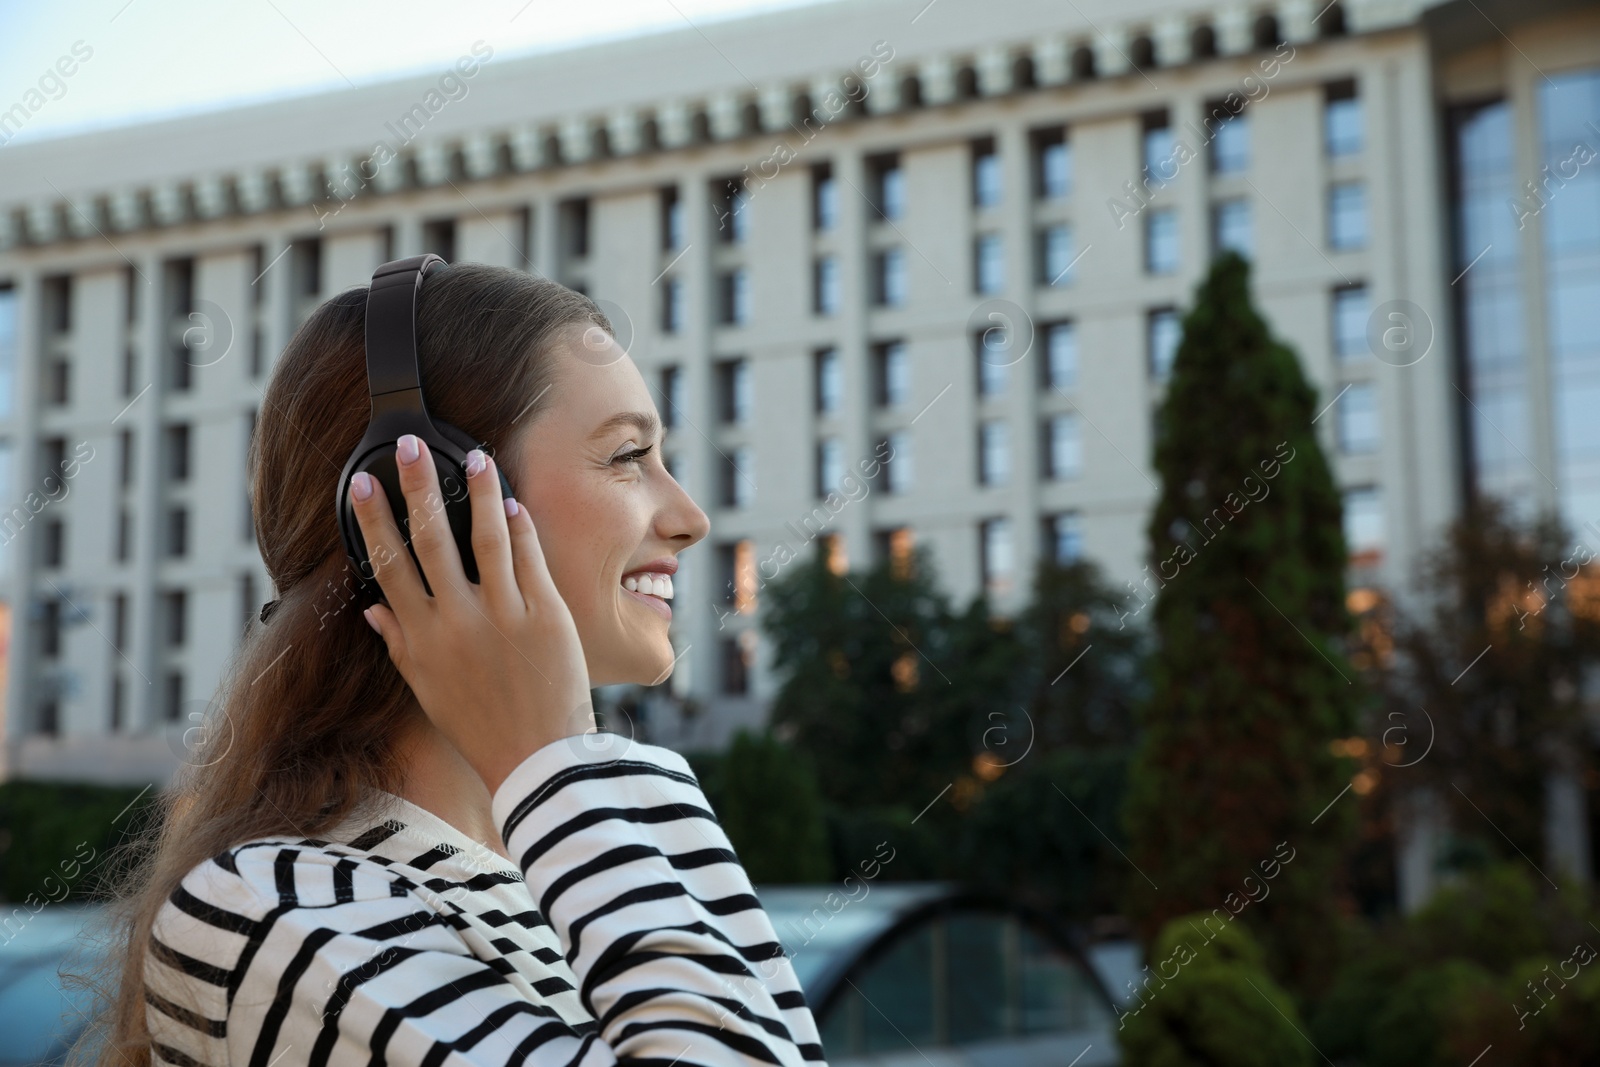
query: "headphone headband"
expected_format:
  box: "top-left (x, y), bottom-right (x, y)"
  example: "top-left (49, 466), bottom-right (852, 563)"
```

top-left (364, 253), bottom-right (444, 397)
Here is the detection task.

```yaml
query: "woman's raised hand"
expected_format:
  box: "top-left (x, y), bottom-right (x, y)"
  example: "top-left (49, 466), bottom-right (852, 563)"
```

top-left (350, 434), bottom-right (593, 796)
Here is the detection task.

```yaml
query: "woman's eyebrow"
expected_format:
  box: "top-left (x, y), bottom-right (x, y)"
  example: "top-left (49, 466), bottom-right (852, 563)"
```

top-left (589, 411), bottom-right (661, 441)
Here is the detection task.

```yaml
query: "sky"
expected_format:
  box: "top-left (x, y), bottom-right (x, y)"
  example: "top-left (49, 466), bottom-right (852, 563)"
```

top-left (0, 0), bottom-right (826, 145)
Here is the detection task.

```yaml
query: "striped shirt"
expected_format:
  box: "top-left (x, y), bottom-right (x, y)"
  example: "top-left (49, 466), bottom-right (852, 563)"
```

top-left (144, 736), bottom-right (827, 1066)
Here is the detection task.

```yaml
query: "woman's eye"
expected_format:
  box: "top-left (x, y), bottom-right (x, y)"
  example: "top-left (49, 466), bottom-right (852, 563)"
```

top-left (612, 445), bottom-right (653, 465)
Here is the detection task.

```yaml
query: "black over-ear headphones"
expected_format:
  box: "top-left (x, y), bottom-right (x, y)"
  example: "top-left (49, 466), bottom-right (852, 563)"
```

top-left (335, 254), bottom-right (514, 601)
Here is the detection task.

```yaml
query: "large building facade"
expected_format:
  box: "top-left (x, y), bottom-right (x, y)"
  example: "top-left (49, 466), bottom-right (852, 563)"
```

top-left (0, 0), bottom-right (1594, 782)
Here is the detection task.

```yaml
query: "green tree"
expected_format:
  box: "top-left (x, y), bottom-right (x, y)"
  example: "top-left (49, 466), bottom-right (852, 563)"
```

top-left (1123, 251), bottom-right (1360, 989)
top-left (710, 729), bottom-right (833, 883)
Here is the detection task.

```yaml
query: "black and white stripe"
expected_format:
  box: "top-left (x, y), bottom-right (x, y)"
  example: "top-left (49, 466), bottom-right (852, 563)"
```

top-left (145, 738), bottom-right (827, 1066)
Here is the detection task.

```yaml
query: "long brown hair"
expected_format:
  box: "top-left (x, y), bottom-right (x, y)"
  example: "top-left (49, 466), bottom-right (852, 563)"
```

top-left (80, 263), bottom-right (609, 1066)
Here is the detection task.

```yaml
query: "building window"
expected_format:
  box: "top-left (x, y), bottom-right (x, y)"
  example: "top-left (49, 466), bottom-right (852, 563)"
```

top-left (718, 269), bottom-right (750, 325)
top-left (1143, 112), bottom-right (1176, 187)
top-left (712, 179), bottom-right (750, 243)
top-left (875, 526), bottom-right (915, 576)
top-left (1328, 182), bottom-right (1367, 250)
top-left (719, 636), bottom-right (751, 695)
top-left (716, 359), bottom-right (750, 424)
top-left (976, 332), bottom-right (1009, 397)
top-left (972, 140), bottom-right (1002, 208)
top-left (874, 341), bottom-right (910, 407)
top-left (816, 437), bottom-right (844, 497)
top-left (1039, 224), bottom-right (1076, 286)
top-left (110, 674), bottom-right (125, 732)
top-left (116, 508), bottom-right (131, 562)
top-left (421, 218), bottom-right (456, 262)
top-left (874, 248), bottom-right (908, 306)
top-left (1344, 486), bottom-right (1384, 563)
top-left (39, 599), bottom-right (61, 659)
top-left (47, 358), bottom-right (69, 406)
top-left (166, 423), bottom-right (191, 482)
top-left (871, 155), bottom-right (905, 221)
top-left (721, 446), bottom-right (754, 508)
top-left (975, 233), bottom-right (1005, 294)
top-left (1045, 512), bottom-right (1084, 564)
top-left (1210, 112), bottom-right (1250, 174)
top-left (822, 533), bottom-right (848, 575)
top-left (814, 348), bottom-right (841, 415)
top-left (1045, 414), bottom-right (1082, 479)
top-left (1035, 127), bottom-right (1071, 199)
top-left (813, 163), bottom-right (838, 231)
top-left (661, 186), bottom-right (684, 250)
top-left (1146, 208), bottom-right (1179, 274)
top-left (1044, 322), bottom-right (1077, 391)
top-left (1338, 381), bottom-right (1379, 454)
top-left (979, 420), bottom-right (1010, 486)
top-left (980, 517), bottom-right (1015, 595)
top-left (558, 198), bottom-right (590, 259)
top-left (1333, 285), bottom-right (1370, 359)
top-left (814, 256), bottom-right (840, 315)
top-left (658, 366), bottom-right (683, 427)
top-left (884, 431), bottom-right (913, 494)
top-left (167, 506), bottom-right (188, 558)
top-left (716, 540), bottom-right (759, 610)
top-left (41, 518), bottom-right (64, 568)
top-left (164, 671), bottom-right (183, 723)
top-left (1148, 308), bottom-right (1182, 380)
top-left (660, 277), bottom-right (685, 334)
top-left (44, 274), bottom-right (72, 334)
top-left (165, 589), bottom-right (187, 647)
top-left (122, 344), bottom-right (138, 397)
top-left (1325, 81), bottom-right (1363, 157)
top-left (1213, 199), bottom-right (1252, 258)
top-left (112, 592), bottom-right (127, 651)
top-left (118, 429), bottom-right (134, 487)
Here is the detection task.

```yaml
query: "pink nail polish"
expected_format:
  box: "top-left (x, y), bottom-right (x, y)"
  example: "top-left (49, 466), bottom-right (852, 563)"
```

top-left (363, 608), bottom-right (380, 634)
top-left (397, 434), bottom-right (420, 465)
top-left (466, 449), bottom-right (486, 477)
top-left (351, 472), bottom-right (373, 501)
top-left (504, 498), bottom-right (519, 518)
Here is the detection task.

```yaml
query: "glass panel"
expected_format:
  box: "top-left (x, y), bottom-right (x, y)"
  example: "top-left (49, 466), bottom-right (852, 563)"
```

top-left (857, 924), bottom-right (936, 1053)
top-left (947, 914), bottom-right (1010, 1044)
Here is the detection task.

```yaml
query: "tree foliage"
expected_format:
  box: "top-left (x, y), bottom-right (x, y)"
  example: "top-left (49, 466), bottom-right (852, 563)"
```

top-left (1122, 251), bottom-right (1361, 989)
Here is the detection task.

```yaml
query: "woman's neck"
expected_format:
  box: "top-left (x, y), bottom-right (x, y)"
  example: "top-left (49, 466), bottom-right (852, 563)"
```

top-left (392, 713), bottom-right (512, 860)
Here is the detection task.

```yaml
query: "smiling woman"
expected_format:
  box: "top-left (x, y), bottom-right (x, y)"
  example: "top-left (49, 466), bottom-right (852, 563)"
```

top-left (78, 263), bottom-right (823, 1067)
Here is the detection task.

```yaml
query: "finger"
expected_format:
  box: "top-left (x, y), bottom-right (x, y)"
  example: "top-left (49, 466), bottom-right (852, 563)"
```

top-left (362, 602), bottom-right (406, 665)
top-left (466, 450), bottom-right (519, 613)
top-left (505, 497), bottom-right (555, 608)
top-left (394, 434), bottom-right (468, 599)
top-left (350, 471), bottom-right (426, 611)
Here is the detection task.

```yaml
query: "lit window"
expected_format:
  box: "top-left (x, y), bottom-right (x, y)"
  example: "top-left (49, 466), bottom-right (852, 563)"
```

top-left (973, 145), bottom-right (1002, 208)
top-left (885, 431), bottom-right (913, 494)
top-left (1046, 512), bottom-right (1083, 564)
top-left (1328, 182), bottom-right (1367, 250)
top-left (876, 341), bottom-right (910, 407)
top-left (1148, 308), bottom-right (1181, 380)
top-left (1213, 200), bottom-right (1252, 257)
top-left (1338, 382), bottom-right (1379, 454)
top-left (1040, 224), bottom-right (1076, 286)
top-left (1325, 87), bottom-right (1363, 157)
top-left (981, 517), bottom-right (1015, 594)
top-left (979, 420), bottom-right (1010, 486)
top-left (975, 233), bottom-right (1005, 294)
top-left (817, 438), bottom-right (844, 497)
top-left (1046, 414), bottom-right (1082, 479)
top-left (875, 248), bottom-right (908, 306)
top-left (815, 349), bottom-right (841, 415)
top-left (814, 256), bottom-right (840, 315)
top-left (1146, 208), bottom-right (1179, 274)
top-left (1037, 131), bottom-right (1071, 199)
top-left (1344, 486), bottom-right (1384, 561)
top-left (1211, 114), bottom-right (1249, 174)
top-left (1334, 285), bottom-right (1370, 359)
top-left (1045, 322), bottom-right (1077, 391)
top-left (878, 526), bottom-right (915, 576)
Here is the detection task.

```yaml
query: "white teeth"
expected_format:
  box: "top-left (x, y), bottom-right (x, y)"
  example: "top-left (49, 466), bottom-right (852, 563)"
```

top-left (622, 573), bottom-right (675, 600)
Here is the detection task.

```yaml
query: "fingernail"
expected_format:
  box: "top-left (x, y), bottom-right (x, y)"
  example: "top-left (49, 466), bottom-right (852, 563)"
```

top-left (466, 449), bottom-right (486, 477)
top-left (363, 607), bottom-right (380, 634)
top-left (351, 471), bottom-right (373, 501)
top-left (397, 434), bottom-right (420, 465)
top-left (504, 497), bottom-right (520, 518)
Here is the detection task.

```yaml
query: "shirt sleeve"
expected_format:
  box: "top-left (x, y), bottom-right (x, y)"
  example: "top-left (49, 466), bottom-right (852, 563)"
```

top-left (146, 737), bottom-right (826, 1067)
top-left (490, 735), bottom-right (826, 1067)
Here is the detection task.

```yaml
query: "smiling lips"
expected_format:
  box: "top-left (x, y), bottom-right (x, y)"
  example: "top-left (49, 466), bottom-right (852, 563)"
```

top-left (622, 573), bottom-right (674, 600)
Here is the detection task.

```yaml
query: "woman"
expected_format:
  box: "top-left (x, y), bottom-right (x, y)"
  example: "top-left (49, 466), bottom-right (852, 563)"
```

top-left (90, 264), bottom-right (826, 1066)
